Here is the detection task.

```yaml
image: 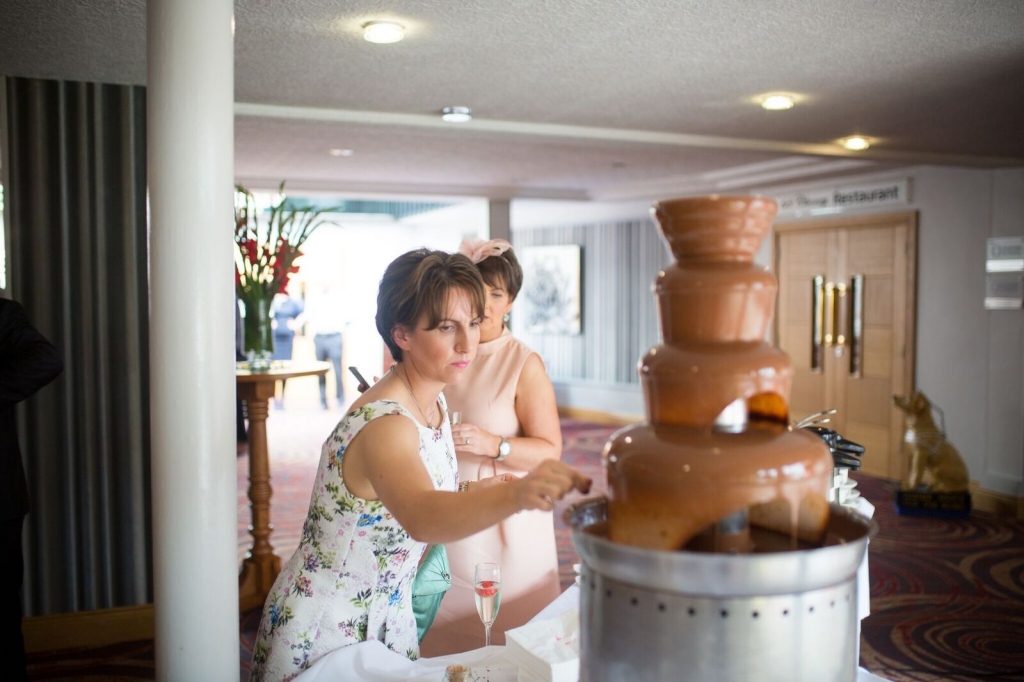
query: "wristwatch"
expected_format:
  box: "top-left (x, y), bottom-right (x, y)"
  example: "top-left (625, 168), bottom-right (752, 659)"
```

top-left (495, 437), bottom-right (511, 462)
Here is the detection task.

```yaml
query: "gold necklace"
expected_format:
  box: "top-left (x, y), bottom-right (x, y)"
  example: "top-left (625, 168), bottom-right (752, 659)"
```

top-left (394, 365), bottom-right (437, 429)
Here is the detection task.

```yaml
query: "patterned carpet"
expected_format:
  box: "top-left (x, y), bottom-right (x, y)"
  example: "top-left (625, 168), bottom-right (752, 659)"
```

top-left (28, 414), bottom-right (1024, 681)
top-left (855, 474), bottom-right (1024, 682)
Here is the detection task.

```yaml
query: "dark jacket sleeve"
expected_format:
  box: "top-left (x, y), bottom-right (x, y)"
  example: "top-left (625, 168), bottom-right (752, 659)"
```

top-left (0, 299), bottom-right (64, 409)
top-left (0, 298), bottom-right (64, 519)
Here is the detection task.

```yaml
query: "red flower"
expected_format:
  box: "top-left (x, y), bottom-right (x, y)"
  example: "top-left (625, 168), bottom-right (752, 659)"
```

top-left (234, 183), bottom-right (336, 304)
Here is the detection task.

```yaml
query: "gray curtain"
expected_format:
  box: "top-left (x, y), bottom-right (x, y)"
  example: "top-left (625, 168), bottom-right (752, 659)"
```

top-left (5, 76), bottom-right (151, 615)
top-left (513, 219), bottom-right (669, 384)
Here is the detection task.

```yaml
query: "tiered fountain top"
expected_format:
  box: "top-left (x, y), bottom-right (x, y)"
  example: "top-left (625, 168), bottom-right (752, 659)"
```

top-left (604, 195), bottom-right (833, 551)
top-left (652, 195), bottom-right (778, 263)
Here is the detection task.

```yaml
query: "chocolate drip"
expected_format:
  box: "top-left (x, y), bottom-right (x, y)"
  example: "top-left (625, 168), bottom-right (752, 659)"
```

top-left (606, 196), bottom-right (833, 552)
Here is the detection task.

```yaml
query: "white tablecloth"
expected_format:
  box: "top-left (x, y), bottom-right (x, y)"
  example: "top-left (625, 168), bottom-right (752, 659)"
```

top-left (294, 583), bottom-right (889, 682)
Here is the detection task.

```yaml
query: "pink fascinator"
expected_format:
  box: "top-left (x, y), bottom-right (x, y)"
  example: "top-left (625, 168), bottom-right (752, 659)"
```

top-left (458, 237), bottom-right (512, 264)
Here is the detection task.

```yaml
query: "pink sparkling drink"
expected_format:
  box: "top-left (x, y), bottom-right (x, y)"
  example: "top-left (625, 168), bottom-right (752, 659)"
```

top-left (474, 562), bottom-right (501, 645)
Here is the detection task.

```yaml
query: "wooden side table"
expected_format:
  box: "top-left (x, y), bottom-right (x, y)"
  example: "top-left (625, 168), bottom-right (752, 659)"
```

top-left (235, 361), bottom-right (330, 612)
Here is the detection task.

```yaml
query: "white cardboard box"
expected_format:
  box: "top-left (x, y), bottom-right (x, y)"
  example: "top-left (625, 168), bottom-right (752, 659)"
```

top-left (504, 609), bottom-right (580, 682)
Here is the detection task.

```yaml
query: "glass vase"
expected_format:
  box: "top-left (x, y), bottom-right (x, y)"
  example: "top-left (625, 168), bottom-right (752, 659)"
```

top-left (241, 295), bottom-right (274, 370)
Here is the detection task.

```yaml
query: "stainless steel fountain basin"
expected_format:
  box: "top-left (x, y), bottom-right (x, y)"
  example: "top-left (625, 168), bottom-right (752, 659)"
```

top-left (566, 497), bottom-right (871, 682)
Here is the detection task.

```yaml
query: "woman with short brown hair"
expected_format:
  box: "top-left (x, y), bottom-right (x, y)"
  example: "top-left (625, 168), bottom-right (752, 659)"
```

top-left (250, 248), bottom-right (589, 681)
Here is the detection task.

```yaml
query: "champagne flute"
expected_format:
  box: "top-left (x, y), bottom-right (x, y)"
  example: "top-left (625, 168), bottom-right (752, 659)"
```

top-left (474, 562), bottom-right (501, 647)
top-left (450, 411), bottom-right (462, 448)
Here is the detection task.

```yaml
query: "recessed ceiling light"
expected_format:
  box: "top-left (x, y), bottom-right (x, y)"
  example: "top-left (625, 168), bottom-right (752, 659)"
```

top-left (760, 94), bottom-right (795, 111)
top-left (329, 148), bottom-right (354, 157)
top-left (441, 106), bottom-right (473, 123)
top-left (362, 21), bottom-right (404, 44)
top-left (839, 136), bottom-right (871, 151)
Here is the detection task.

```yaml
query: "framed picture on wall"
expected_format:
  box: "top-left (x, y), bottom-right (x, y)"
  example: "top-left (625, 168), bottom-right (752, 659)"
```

top-left (519, 245), bottom-right (582, 335)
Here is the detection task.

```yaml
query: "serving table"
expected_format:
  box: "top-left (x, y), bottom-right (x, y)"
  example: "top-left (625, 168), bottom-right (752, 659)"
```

top-left (236, 361), bottom-right (330, 611)
top-left (292, 585), bottom-right (891, 682)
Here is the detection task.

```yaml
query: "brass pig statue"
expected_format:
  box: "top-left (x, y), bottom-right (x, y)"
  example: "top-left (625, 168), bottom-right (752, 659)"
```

top-left (893, 390), bottom-right (970, 492)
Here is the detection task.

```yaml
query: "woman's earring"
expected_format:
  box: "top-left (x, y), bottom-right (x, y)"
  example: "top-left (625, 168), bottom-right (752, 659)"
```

top-left (503, 313), bottom-right (511, 323)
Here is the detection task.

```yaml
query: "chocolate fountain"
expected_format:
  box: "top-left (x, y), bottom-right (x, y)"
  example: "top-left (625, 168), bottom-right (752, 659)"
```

top-left (567, 196), bottom-right (870, 682)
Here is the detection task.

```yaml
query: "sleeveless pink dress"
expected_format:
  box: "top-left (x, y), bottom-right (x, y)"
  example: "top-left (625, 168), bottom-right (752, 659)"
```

top-left (419, 328), bottom-right (562, 655)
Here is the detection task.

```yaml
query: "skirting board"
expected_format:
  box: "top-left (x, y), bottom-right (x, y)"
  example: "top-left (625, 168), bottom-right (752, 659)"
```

top-left (969, 481), bottom-right (1024, 520)
top-left (23, 603), bottom-right (153, 654)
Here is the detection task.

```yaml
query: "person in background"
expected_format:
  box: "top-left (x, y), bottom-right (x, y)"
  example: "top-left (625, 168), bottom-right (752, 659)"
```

top-left (270, 292), bottom-right (304, 409)
top-left (303, 284), bottom-right (347, 409)
top-left (0, 297), bottom-right (64, 681)
top-left (420, 238), bottom-right (563, 656)
top-left (235, 296), bottom-right (249, 451)
top-left (249, 249), bottom-right (590, 681)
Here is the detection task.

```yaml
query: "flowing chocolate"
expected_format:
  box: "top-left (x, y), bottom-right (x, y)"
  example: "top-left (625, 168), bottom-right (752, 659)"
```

top-left (605, 196), bottom-right (833, 551)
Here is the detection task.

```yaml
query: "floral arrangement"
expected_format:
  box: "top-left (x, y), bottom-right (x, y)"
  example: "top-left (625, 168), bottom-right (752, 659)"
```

top-left (234, 182), bottom-right (335, 363)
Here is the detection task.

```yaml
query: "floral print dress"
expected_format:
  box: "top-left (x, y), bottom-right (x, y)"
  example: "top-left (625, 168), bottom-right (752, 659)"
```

top-left (250, 398), bottom-right (457, 682)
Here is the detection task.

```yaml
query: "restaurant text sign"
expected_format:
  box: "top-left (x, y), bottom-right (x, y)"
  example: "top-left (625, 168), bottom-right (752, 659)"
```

top-left (775, 179), bottom-right (910, 214)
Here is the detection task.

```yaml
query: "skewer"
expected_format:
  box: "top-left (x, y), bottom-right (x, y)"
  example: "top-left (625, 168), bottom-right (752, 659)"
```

top-left (794, 408), bottom-right (837, 429)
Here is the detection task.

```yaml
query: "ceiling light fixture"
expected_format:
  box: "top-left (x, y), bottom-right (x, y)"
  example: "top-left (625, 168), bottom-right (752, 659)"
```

top-left (329, 148), bottom-right (354, 157)
top-left (362, 21), bottom-right (405, 44)
top-left (441, 106), bottom-right (473, 123)
top-left (840, 136), bottom-right (871, 151)
top-left (760, 94), bottom-right (795, 111)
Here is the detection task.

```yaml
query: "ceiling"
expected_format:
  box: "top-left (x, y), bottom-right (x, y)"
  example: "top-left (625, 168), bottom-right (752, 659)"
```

top-left (1, 0), bottom-right (1023, 201)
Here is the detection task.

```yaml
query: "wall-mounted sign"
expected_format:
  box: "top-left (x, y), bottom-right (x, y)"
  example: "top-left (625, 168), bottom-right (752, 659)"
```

top-left (986, 236), bottom-right (1024, 273)
top-left (985, 272), bottom-right (1023, 310)
top-left (775, 178), bottom-right (910, 215)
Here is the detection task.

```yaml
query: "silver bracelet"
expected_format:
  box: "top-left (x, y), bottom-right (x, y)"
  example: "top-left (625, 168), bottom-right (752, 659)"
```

top-left (458, 481), bottom-right (470, 493)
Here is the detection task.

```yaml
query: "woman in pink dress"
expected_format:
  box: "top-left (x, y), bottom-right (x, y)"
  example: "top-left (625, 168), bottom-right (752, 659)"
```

top-left (420, 239), bottom-right (564, 655)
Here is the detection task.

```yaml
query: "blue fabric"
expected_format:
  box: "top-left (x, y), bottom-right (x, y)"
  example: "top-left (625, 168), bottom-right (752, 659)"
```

top-left (271, 297), bottom-right (303, 360)
top-left (411, 544), bottom-right (451, 642)
top-left (314, 332), bottom-right (344, 400)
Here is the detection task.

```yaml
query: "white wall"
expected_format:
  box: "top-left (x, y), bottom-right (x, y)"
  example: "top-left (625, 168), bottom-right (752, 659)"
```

top-left (916, 167), bottom-right (1023, 497)
top-left (401, 199), bottom-right (489, 250)
top-left (515, 167), bottom-right (1024, 497)
top-left (513, 198), bottom-right (651, 230)
top-left (298, 220), bottom-right (413, 378)
top-left (986, 170), bottom-right (1024, 497)
top-left (294, 200), bottom-right (490, 381)
top-left (756, 166), bottom-right (1024, 497)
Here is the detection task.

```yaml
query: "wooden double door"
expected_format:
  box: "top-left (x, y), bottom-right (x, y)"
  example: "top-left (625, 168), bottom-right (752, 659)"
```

top-left (774, 212), bottom-right (917, 480)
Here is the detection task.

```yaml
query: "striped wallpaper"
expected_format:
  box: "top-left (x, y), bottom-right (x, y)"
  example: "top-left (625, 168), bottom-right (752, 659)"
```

top-left (512, 217), bottom-right (671, 385)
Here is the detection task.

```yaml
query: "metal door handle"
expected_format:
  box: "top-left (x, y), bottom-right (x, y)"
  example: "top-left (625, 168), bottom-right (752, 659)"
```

top-left (849, 275), bottom-right (864, 376)
top-left (812, 276), bottom-right (824, 371)
top-left (833, 282), bottom-right (848, 356)
top-left (824, 281), bottom-right (836, 347)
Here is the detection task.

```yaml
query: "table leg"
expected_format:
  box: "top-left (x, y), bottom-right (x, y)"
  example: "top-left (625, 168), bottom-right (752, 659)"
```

top-left (238, 391), bottom-right (281, 612)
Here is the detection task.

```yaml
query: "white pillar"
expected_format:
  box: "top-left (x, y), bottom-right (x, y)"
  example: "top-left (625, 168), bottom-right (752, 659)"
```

top-left (148, 1), bottom-right (239, 680)
top-left (488, 199), bottom-right (511, 242)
